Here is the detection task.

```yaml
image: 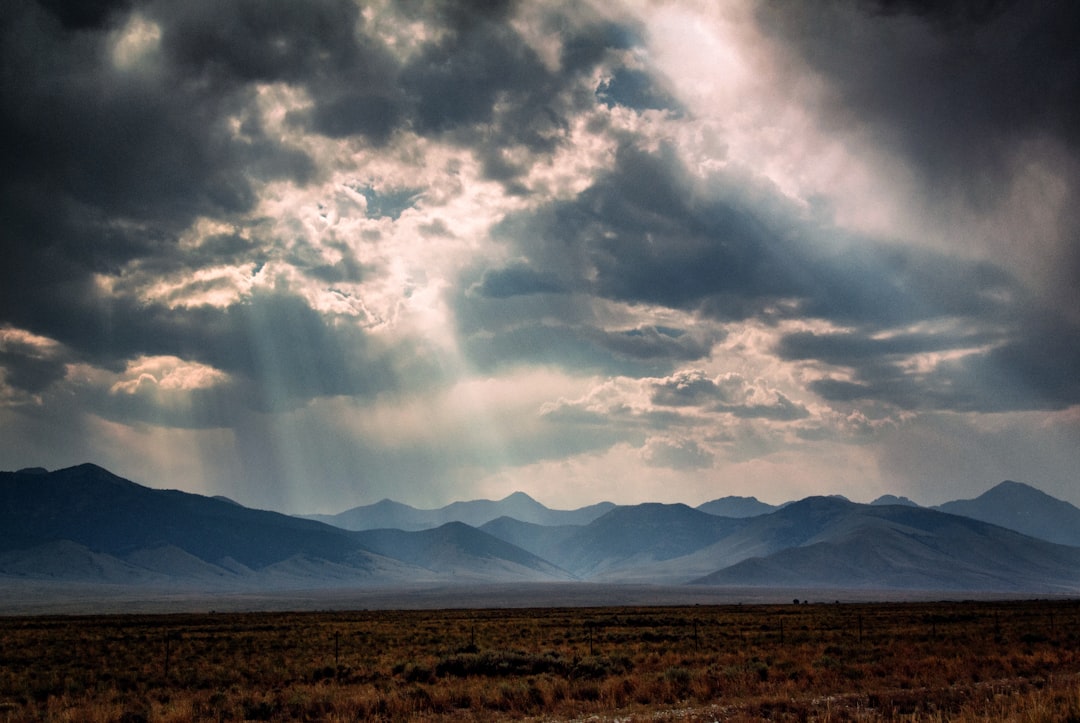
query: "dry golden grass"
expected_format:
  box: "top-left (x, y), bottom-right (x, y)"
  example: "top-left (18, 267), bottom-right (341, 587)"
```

top-left (1, 599), bottom-right (1079, 721)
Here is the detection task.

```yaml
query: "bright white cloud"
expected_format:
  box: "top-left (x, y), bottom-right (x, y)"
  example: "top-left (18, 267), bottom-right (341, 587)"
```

top-left (110, 356), bottom-right (228, 394)
top-left (110, 13), bottom-right (161, 72)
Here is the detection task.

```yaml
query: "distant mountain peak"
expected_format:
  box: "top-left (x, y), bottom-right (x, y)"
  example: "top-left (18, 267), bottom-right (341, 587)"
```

top-left (372, 498), bottom-right (412, 508)
top-left (307, 489), bottom-right (611, 531)
top-left (501, 491), bottom-right (538, 503)
top-left (935, 479), bottom-right (1080, 548)
top-left (988, 480), bottom-right (1039, 494)
top-left (960, 480), bottom-right (1064, 507)
top-left (870, 494), bottom-right (919, 507)
top-left (212, 495), bottom-right (242, 507)
top-left (36, 463), bottom-right (144, 490)
top-left (15, 467), bottom-right (48, 475)
top-left (62, 462), bottom-right (126, 479)
top-left (602, 502), bottom-right (696, 519)
top-left (793, 495), bottom-right (854, 508)
top-left (435, 520), bottom-right (473, 533)
top-left (697, 495), bottom-right (777, 518)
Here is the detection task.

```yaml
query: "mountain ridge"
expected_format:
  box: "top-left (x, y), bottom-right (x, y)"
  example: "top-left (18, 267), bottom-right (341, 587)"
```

top-left (695, 495), bottom-right (777, 517)
top-left (304, 491), bottom-right (616, 531)
top-left (4, 464), bottom-right (1079, 595)
top-left (934, 480), bottom-right (1080, 548)
top-left (692, 498), bottom-right (1080, 592)
top-left (0, 465), bottom-right (567, 587)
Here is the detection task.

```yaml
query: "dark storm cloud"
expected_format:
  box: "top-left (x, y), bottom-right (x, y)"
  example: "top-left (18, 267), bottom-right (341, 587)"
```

top-left (189, 233), bottom-right (265, 266)
top-left (106, 231), bottom-right (271, 283)
top-left (458, 253), bottom-right (722, 377)
top-left (159, 0), bottom-right (366, 84)
top-left (972, 320), bottom-right (1080, 406)
top-left (470, 264), bottom-right (568, 298)
top-left (486, 143), bottom-right (800, 315)
top-left (0, 0), bottom-right (322, 370)
top-left (859, 0), bottom-right (1013, 27)
top-left (158, 0), bottom-right (407, 142)
top-left (38, 0), bottom-right (133, 30)
top-left (1, 0), bottom-right (666, 386)
top-left (726, 394), bottom-right (809, 421)
top-left (755, 0), bottom-right (1080, 414)
top-left (650, 371), bottom-right (732, 407)
top-left (165, 0), bottom-right (643, 199)
top-left (1, 0), bottom-right (543, 414)
top-left (0, 282), bottom-right (400, 425)
top-left (796, 249), bottom-right (1020, 327)
top-left (650, 371), bottom-right (809, 421)
top-left (790, 312), bottom-right (1080, 412)
top-left (479, 136), bottom-right (1080, 414)
top-left (600, 326), bottom-right (714, 362)
top-left (400, 14), bottom-right (549, 137)
top-left (559, 19), bottom-right (641, 72)
top-left (397, 25), bottom-right (557, 186)
top-left (57, 291), bottom-right (404, 428)
top-left (462, 322), bottom-right (714, 377)
top-left (489, 141), bottom-right (1022, 326)
top-left (0, 345), bottom-right (67, 394)
top-left (757, 1), bottom-right (1080, 206)
top-left (388, 6), bottom-right (652, 184)
top-left (596, 68), bottom-right (681, 113)
top-left (1, 2), bottom-right (316, 225)
top-left (777, 328), bottom-right (999, 366)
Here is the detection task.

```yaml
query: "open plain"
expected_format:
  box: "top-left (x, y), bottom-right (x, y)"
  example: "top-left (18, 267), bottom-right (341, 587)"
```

top-left (3, 599), bottom-right (1080, 721)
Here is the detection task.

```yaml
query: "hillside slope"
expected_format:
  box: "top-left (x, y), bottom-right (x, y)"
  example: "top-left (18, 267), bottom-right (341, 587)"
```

top-left (935, 481), bottom-right (1080, 547)
top-left (693, 498), bottom-right (1080, 591)
top-left (0, 465), bottom-right (565, 586)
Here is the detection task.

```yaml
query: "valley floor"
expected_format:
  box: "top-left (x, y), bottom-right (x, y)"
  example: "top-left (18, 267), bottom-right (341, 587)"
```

top-left (0, 580), bottom-right (1053, 616)
top-left (2, 599), bottom-right (1079, 721)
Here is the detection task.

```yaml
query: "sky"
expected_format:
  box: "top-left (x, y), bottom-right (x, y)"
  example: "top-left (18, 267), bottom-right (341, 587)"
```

top-left (2, 0), bottom-right (1079, 514)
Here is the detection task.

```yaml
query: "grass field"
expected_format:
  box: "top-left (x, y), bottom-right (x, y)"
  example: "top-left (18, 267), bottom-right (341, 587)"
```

top-left (2, 599), bottom-right (1080, 721)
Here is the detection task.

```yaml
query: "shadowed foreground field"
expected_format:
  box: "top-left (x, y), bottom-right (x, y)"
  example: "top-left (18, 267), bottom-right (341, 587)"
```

top-left (2, 600), bottom-right (1080, 721)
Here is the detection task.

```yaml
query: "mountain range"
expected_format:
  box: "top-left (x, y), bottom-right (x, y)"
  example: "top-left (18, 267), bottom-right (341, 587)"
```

top-left (303, 492), bottom-right (616, 530)
top-left (0, 464), bottom-right (566, 588)
top-left (933, 481), bottom-right (1080, 548)
top-left (2, 464), bottom-right (1080, 596)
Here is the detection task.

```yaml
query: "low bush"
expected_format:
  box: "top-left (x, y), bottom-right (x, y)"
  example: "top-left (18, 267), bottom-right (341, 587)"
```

top-left (1, 600), bottom-right (1078, 721)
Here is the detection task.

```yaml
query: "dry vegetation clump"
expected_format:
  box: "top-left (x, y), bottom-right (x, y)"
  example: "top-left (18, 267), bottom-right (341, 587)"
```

top-left (1, 600), bottom-right (1080, 721)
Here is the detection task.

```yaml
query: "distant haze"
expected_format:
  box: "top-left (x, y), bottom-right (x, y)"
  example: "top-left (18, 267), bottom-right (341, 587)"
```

top-left (1, 2), bottom-right (1078, 513)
